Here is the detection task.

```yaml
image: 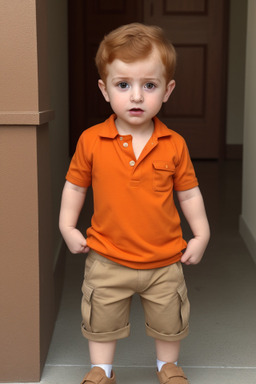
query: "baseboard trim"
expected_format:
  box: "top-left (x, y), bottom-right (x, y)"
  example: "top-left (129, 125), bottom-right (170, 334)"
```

top-left (239, 215), bottom-right (256, 265)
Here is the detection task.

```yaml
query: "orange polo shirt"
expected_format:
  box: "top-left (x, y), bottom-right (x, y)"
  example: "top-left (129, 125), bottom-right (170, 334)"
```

top-left (66, 114), bottom-right (198, 269)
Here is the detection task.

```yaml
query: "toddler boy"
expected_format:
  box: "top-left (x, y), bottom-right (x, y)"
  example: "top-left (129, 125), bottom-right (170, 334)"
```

top-left (59, 23), bottom-right (210, 384)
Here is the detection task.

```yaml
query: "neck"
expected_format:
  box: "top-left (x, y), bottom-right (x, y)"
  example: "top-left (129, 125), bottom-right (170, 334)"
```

top-left (115, 118), bottom-right (154, 137)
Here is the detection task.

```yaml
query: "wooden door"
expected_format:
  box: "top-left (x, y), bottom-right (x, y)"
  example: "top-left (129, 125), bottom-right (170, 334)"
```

top-left (69, 0), bottom-right (229, 158)
top-left (144, 0), bottom-right (229, 158)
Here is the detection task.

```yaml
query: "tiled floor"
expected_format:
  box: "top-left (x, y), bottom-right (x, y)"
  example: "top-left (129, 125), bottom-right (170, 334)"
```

top-left (13, 161), bottom-right (256, 383)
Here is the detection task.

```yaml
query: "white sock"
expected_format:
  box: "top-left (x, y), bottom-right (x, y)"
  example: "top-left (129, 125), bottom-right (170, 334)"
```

top-left (91, 364), bottom-right (112, 378)
top-left (157, 359), bottom-right (177, 371)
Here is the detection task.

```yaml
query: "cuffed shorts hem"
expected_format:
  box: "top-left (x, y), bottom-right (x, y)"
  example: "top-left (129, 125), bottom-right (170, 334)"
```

top-left (145, 322), bottom-right (189, 342)
top-left (81, 322), bottom-right (131, 342)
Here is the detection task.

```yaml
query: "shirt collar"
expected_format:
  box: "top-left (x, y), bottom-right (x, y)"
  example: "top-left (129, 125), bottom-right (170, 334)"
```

top-left (152, 116), bottom-right (173, 139)
top-left (98, 114), bottom-right (172, 139)
top-left (98, 115), bottom-right (119, 139)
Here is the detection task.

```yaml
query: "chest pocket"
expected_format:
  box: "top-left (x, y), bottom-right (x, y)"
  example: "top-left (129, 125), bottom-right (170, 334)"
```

top-left (153, 161), bottom-right (175, 192)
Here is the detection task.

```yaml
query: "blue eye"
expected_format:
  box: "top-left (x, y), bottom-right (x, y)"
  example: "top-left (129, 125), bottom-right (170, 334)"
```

top-left (118, 82), bottom-right (129, 89)
top-left (145, 83), bottom-right (155, 90)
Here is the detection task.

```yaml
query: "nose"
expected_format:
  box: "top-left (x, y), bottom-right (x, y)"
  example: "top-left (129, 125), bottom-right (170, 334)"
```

top-left (130, 87), bottom-right (143, 103)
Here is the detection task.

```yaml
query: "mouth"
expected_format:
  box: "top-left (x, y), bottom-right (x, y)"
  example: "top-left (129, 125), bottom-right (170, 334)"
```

top-left (129, 108), bottom-right (144, 114)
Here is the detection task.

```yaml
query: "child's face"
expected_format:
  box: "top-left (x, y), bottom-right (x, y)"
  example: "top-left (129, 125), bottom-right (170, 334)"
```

top-left (98, 49), bottom-right (175, 131)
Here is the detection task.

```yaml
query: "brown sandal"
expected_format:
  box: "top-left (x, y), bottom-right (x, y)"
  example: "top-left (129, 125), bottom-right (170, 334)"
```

top-left (157, 363), bottom-right (189, 384)
top-left (80, 367), bottom-right (116, 384)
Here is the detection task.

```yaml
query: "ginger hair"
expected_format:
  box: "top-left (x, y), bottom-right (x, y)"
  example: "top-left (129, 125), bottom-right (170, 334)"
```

top-left (95, 23), bottom-right (176, 83)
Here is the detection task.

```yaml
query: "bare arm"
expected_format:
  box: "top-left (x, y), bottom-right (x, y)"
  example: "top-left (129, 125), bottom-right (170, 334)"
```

top-left (59, 181), bottom-right (90, 254)
top-left (176, 186), bottom-right (210, 265)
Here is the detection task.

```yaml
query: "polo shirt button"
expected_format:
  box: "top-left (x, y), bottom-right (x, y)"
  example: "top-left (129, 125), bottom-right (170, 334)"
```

top-left (120, 136), bottom-right (123, 140)
top-left (129, 160), bottom-right (135, 167)
top-left (123, 142), bottom-right (128, 148)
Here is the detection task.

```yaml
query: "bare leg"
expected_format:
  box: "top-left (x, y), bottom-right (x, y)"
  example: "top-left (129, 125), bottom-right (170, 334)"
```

top-left (89, 340), bottom-right (117, 365)
top-left (155, 339), bottom-right (180, 363)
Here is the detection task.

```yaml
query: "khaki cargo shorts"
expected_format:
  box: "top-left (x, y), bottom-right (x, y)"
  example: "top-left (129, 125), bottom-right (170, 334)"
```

top-left (81, 250), bottom-right (190, 342)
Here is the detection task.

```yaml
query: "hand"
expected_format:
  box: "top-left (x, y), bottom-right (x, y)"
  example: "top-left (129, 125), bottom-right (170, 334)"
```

top-left (63, 228), bottom-right (90, 254)
top-left (181, 237), bottom-right (207, 265)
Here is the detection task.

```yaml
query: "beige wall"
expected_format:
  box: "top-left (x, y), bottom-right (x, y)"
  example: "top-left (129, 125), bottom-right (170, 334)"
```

top-left (226, 0), bottom-right (247, 145)
top-left (0, 0), bottom-right (60, 381)
top-left (240, 0), bottom-right (256, 263)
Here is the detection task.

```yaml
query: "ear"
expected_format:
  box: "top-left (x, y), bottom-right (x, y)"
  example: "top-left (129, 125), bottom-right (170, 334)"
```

top-left (98, 79), bottom-right (110, 102)
top-left (163, 80), bottom-right (176, 103)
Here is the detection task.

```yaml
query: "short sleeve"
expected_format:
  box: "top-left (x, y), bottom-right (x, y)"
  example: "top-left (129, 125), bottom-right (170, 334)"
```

top-left (66, 132), bottom-right (92, 187)
top-left (173, 136), bottom-right (198, 191)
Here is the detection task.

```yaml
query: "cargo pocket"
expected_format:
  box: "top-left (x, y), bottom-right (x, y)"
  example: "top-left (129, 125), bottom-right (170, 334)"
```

top-left (81, 282), bottom-right (94, 333)
top-left (177, 280), bottom-right (190, 331)
top-left (152, 161), bottom-right (174, 192)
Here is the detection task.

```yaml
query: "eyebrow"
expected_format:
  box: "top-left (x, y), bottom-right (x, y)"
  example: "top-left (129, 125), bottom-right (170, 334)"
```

top-left (111, 77), bottom-right (130, 82)
top-left (111, 76), bottom-right (161, 83)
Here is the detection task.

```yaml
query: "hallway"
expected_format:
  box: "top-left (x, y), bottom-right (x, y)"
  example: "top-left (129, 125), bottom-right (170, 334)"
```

top-left (19, 161), bottom-right (256, 383)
